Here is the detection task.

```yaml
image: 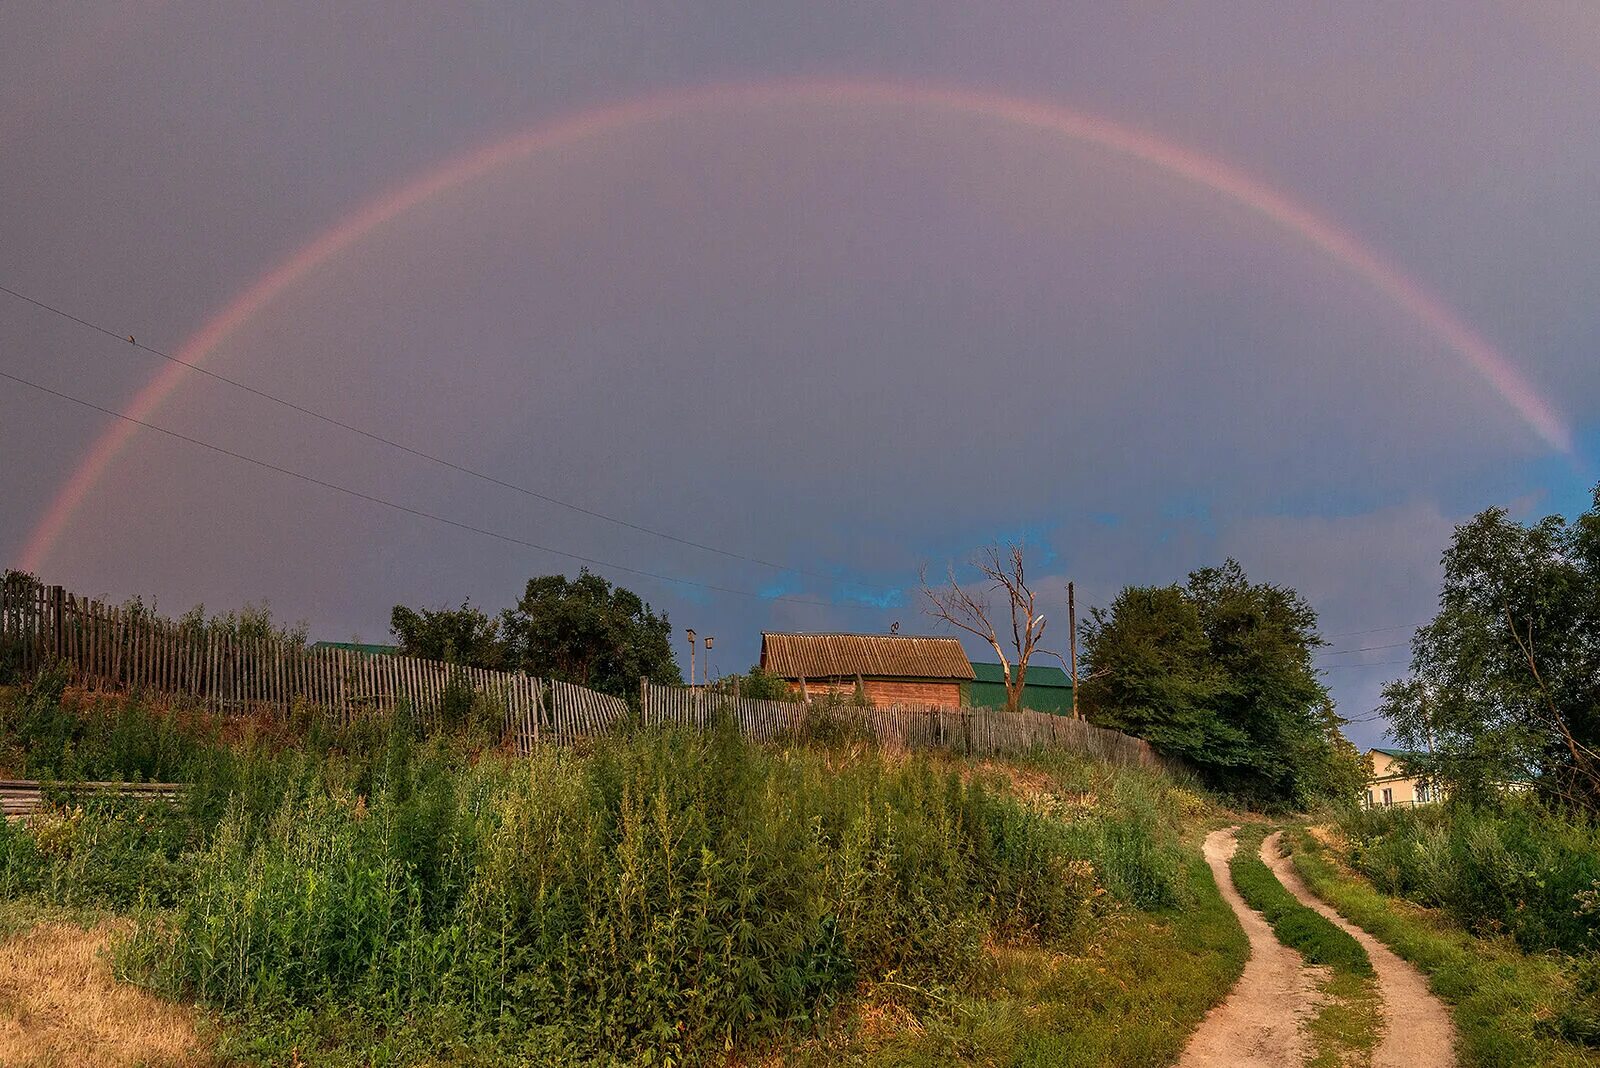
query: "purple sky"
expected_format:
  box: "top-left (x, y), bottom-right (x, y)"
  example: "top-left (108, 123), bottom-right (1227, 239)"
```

top-left (4, 2), bottom-right (1599, 748)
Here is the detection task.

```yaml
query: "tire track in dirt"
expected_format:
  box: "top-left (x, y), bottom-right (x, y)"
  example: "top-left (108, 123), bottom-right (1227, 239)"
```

top-left (1262, 831), bottom-right (1456, 1068)
top-left (1177, 826), bottom-right (1325, 1068)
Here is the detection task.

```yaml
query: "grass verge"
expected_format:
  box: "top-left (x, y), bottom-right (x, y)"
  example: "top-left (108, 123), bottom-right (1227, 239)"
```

top-left (1290, 826), bottom-right (1596, 1068)
top-left (1230, 826), bottom-right (1372, 977)
top-left (785, 844), bottom-right (1249, 1067)
top-left (1231, 825), bottom-right (1378, 1068)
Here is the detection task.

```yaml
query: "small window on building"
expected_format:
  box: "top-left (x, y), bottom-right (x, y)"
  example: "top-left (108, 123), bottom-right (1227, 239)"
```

top-left (1365, 789), bottom-right (1374, 809)
top-left (1416, 781), bottom-right (1430, 803)
top-left (1382, 787), bottom-right (1393, 807)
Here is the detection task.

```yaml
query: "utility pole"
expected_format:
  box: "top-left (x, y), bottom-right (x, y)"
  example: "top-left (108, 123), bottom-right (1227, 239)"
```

top-left (686, 628), bottom-right (697, 688)
top-left (1067, 582), bottom-right (1079, 719)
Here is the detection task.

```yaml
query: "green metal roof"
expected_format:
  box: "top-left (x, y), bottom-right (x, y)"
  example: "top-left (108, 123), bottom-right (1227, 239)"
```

top-left (1370, 747), bottom-right (1420, 759)
top-left (970, 662), bottom-right (1072, 688)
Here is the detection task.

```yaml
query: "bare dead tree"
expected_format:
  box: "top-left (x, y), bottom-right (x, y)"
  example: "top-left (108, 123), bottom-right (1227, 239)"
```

top-left (922, 544), bottom-right (1048, 713)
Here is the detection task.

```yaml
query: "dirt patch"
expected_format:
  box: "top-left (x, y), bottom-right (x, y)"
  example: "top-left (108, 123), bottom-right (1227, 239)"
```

top-left (973, 759), bottom-right (1058, 800)
top-left (0, 920), bottom-right (212, 1067)
top-left (1304, 822), bottom-right (1348, 853)
top-left (1176, 827), bottom-right (1325, 1068)
top-left (1263, 831), bottom-right (1456, 1068)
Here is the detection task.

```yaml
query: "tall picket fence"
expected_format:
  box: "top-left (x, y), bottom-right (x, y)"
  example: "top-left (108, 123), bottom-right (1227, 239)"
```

top-left (0, 580), bottom-right (628, 752)
top-left (638, 680), bottom-right (1163, 769)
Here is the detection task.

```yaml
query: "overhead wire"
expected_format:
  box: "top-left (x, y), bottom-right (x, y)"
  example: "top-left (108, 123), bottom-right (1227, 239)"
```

top-left (0, 365), bottom-right (878, 610)
top-left (1318, 659), bottom-right (1410, 670)
top-left (1321, 620), bottom-right (1429, 640)
top-left (1316, 641), bottom-right (1409, 658)
top-left (0, 282), bottom-right (887, 590)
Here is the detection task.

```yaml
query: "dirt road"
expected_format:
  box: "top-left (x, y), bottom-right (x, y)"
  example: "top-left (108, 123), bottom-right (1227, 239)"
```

top-left (1262, 831), bottom-right (1456, 1068)
top-left (1177, 827), bottom-right (1325, 1068)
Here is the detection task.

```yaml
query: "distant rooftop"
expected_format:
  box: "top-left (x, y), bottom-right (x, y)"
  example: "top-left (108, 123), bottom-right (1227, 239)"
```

top-left (760, 632), bottom-right (975, 680)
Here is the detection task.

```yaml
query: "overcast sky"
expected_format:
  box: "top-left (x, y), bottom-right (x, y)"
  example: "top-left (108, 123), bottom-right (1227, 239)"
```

top-left (4, 2), bottom-right (1599, 747)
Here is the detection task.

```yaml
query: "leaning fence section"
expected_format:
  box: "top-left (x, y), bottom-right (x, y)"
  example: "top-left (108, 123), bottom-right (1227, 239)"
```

top-left (0, 580), bottom-right (628, 753)
top-left (638, 680), bottom-right (1163, 769)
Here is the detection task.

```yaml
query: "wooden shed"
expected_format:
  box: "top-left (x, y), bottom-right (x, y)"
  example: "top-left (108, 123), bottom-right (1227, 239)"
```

top-left (759, 632), bottom-right (974, 708)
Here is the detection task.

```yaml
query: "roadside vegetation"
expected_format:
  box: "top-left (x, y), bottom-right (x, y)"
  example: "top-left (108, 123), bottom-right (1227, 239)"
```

top-left (0, 667), bottom-right (1246, 1066)
top-left (1292, 822), bottom-right (1599, 1066)
top-left (1230, 825), bottom-right (1379, 1068)
top-left (1279, 486), bottom-right (1600, 1064)
top-left (1345, 801), bottom-right (1600, 961)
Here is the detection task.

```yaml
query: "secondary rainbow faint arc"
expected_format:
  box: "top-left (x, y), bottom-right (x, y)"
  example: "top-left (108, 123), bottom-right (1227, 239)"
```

top-left (19, 79), bottom-right (1572, 573)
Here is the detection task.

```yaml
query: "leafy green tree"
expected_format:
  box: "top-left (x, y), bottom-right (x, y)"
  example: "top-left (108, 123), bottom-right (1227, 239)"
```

top-left (1381, 488), bottom-right (1600, 810)
top-left (1083, 559), bottom-right (1358, 805)
top-left (390, 601), bottom-right (505, 668)
top-left (500, 570), bottom-right (681, 698)
top-left (1078, 584), bottom-right (1227, 758)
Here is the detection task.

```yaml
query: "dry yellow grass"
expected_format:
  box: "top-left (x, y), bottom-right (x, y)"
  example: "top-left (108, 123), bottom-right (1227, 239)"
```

top-left (0, 920), bottom-right (212, 1068)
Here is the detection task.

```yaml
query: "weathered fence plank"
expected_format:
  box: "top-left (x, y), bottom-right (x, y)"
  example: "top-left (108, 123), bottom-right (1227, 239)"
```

top-left (636, 679), bottom-right (1162, 769)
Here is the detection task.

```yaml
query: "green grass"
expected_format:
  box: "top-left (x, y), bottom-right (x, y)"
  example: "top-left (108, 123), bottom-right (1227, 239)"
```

top-left (1227, 825), bottom-right (1379, 1068)
top-left (787, 844), bottom-right (1249, 1067)
top-left (1290, 827), bottom-right (1599, 1067)
top-left (0, 676), bottom-right (1241, 1067)
top-left (1304, 966), bottom-right (1381, 1068)
top-left (1230, 825), bottom-right (1372, 977)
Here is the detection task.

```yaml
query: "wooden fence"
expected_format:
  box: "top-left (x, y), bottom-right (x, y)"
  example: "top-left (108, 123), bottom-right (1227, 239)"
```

top-left (638, 680), bottom-right (1163, 768)
top-left (0, 580), bottom-right (628, 752)
top-left (2, 779), bottom-right (183, 821)
top-left (2, 578), bottom-right (1160, 769)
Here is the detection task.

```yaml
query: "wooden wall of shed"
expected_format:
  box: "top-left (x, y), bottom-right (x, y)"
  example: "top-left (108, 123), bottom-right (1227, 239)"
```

top-left (785, 677), bottom-right (963, 708)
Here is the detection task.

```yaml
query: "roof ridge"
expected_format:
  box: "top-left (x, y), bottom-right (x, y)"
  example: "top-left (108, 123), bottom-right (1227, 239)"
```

top-left (760, 632), bottom-right (975, 680)
top-left (760, 630), bottom-right (961, 640)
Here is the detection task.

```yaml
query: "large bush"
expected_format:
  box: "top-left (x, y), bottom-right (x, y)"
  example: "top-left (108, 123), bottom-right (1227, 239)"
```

top-left (1080, 560), bottom-right (1364, 808)
top-left (1345, 800), bottom-right (1600, 957)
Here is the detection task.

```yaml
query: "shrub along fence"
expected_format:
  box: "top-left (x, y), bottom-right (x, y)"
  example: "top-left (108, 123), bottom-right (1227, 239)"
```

top-left (3, 578), bottom-right (1163, 768)
top-left (638, 679), bottom-right (1165, 768)
top-left (0, 579), bottom-right (627, 752)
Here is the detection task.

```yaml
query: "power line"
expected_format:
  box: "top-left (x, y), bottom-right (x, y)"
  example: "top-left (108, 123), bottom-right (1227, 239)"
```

top-left (0, 282), bottom-right (882, 590)
top-left (1321, 620), bottom-right (1428, 640)
top-left (0, 365), bottom-right (878, 610)
top-left (1318, 659), bottom-right (1409, 670)
top-left (1316, 641), bottom-right (1409, 658)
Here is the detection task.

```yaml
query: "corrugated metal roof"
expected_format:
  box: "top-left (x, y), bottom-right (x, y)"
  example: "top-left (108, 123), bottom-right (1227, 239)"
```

top-left (970, 662), bottom-right (1072, 687)
top-left (761, 632), bottom-right (975, 680)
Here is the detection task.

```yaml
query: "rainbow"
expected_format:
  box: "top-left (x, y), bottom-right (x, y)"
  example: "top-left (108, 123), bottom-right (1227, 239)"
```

top-left (19, 79), bottom-right (1572, 573)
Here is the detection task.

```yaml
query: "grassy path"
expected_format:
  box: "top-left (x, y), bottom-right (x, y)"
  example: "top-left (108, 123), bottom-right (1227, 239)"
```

top-left (1263, 831), bottom-right (1455, 1068)
top-left (1175, 827), bottom-right (1324, 1068)
top-left (1288, 828), bottom-right (1598, 1068)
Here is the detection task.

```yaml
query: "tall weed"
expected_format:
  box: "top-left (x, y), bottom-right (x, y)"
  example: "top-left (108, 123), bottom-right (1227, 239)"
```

top-left (1345, 800), bottom-right (1600, 956)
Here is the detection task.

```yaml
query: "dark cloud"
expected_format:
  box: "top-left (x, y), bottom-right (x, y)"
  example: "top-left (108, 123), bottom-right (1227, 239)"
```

top-left (3, 2), bottom-right (1597, 741)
